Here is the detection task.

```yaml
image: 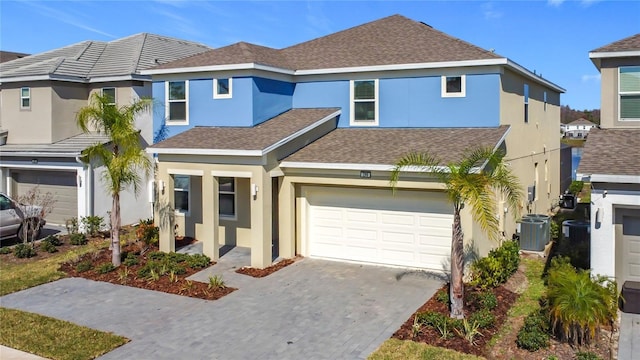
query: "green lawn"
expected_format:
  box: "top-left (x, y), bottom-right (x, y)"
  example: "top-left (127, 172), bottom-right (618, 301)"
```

top-left (368, 339), bottom-right (484, 360)
top-left (0, 307), bottom-right (128, 360)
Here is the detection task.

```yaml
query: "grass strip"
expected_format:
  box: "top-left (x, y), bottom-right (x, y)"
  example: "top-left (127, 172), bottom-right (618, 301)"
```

top-left (0, 307), bottom-right (127, 360)
top-left (368, 338), bottom-right (485, 360)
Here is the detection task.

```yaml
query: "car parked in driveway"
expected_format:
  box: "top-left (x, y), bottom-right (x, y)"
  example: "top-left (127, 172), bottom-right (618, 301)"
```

top-left (0, 193), bottom-right (45, 241)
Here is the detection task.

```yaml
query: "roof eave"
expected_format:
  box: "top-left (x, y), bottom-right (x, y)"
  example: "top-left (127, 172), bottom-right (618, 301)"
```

top-left (141, 63), bottom-right (295, 76)
top-left (279, 161), bottom-right (462, 173)
top-left (576, 173), bottom-right (640, 184)
top-left (0, 151), bottom-right (82, 157)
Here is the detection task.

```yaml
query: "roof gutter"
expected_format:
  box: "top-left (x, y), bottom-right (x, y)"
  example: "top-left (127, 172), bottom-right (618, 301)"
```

top-left (577, 173), bottom-right (640, 184)
top-left (0, 151), bottom-right (82, 157)
top-left (0, 74), bottom-right (151, 84)
top-left (278, 161), bottom-right (458, 173)
top-left (588, 50), bottom-right (640, 70)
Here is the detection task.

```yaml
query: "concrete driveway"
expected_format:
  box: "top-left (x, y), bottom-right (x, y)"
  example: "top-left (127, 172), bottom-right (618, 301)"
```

top-left (0, 255), bottom-right (442, 360)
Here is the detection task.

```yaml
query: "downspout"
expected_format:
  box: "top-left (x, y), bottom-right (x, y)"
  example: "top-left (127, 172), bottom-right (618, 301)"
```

top-left (75, 155), bottom-right (93, 217)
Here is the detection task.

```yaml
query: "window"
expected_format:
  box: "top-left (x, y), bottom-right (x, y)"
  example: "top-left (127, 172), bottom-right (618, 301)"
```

top-left (619, 66), bottom-right (640, 121)
top-left (20, 87), bottom-right (30, 109)
top-left (543, 91), bottom-right (547, 111)
top-left (174, 175), bottom-right (190, 213)
top-left (350, 79), bottom-right (378, 126)
top-left (166, 80), bottom-right (188, 124)
top-left (213, 78), bottom-right (232, 99)
top-left (524, 84), bottom-right (529, 123)
top-left (102, 87), bottom-right (116, 105)
top-left (0, 194), bottom-right (13, 210)
top-left (441, 75), bottom-right (466, 97)
top-left (219, 177), bottom-right (236, 218)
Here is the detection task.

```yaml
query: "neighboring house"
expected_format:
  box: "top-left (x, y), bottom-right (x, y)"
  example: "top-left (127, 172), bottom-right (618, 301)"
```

top-left (0, 34), bottom-right (210, 226)
top-left (578, 33), bottom-right (640, 288)
top-left (562, 117), bottom-right (597, 138)
top-left (144, 15), bottom-right (564, 270)
top-left (0, 51), bottom-right (29, 63)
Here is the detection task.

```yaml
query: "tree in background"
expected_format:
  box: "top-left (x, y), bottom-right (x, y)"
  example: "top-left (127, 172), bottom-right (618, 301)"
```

top-left (561, 105), bottom-right (600, 125)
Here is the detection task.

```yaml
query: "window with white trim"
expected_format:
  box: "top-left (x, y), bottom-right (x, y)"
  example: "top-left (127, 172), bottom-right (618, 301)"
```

top-left (20, 87), bottom-right (30, 109)
top-left (524, 84), bottom-right (529, 123)
top-left (174, 175), bottom-right (190, 213)
top-left (619, 66), bottom-right (640, 121)
top-left (102, 87), bottom-right (116, 106)
top-left (543, 91), bottom-right (547, 111)
top-left (213, 78), bottom-right (232, 99)
top-left (166, 80), bottom-right (188, 124)
top-left (350, 79), bottom-right (378, 126)
top-left (441, 75), bottom-right (466, 97)
top-left (219, 177), bottom-right (236, 218)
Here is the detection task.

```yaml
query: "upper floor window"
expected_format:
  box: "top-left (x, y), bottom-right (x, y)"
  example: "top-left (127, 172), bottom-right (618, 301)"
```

top-left (219, 177), bottom-right (236, 219)
top-left (166, 80), bottom-right (188, 125)
top-left (524, 84), bottom-right (530, 123)
top-left (543, 91), bottom-right (547, 111)
top-left (174, 175), bottom-right (190, 214)
top-left (619, 66), bottom-right (640, 121)
top-left (441, 75), bottom-right (466, 97)
top-left (102, 87), bottom-right (116, 106)
top-left (20, 87), bottom-right (30, 109)
top-left (350, 79), bottom-right (378, 126)
top-left (213, 78), bottom-right (232, 99)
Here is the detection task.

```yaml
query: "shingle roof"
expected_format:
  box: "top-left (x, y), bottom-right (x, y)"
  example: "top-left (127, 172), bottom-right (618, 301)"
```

top-left (153, 14), bottom-right (502, 72)
top-left (283, 126), bottom-right (510, 165)
top-left (0, 51), bottom-right (30, 63)
top-left (591, 33), bottom-right (640, 53)
top-left (0, 133), bottom-right (111, 155)
top-left (0, 34), bottom-right (210, 81)
top-left (567, 118), bottom-right (597, 126)
top-left (578, 129), bottom-right (640, 177)
top-left (150, 108), bottom-right (340, 152)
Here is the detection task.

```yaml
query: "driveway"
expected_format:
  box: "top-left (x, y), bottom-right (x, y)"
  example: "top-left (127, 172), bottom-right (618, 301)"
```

top-left (0, 254), bottom-right (442, 359)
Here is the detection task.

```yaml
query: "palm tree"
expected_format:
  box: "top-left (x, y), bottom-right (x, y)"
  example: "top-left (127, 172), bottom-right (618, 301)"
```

top-left (77, 93), bottom-right (152, 266)
top-left (390, 147), bottom-right (523, 319)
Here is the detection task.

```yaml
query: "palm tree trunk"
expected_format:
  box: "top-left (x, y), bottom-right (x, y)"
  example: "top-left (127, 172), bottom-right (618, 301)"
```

top-left (450, 209), bottom-right (465, 319)
top-left (111, 192), bottom-right (121, 266)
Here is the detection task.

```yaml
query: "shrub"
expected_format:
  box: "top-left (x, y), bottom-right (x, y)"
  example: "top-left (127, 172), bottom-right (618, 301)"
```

top-left (476, 291), bottom-right (498, 310)
top-left (81, 215), bottom-right (104, 237)
top-left (123, 253), bottom-right (139, 267)
top-left (39, 241), bottom-right (58, 253)
top-left (69, 233), bottom-right (88, 245)
top-left (207, 275), bottom-right (226, 289)
top-left (516, 309), bottom-right (550, 351)
top-left (186, 254), bottom-right (211, 269)
top-left (468, 309), bottom-right (495, 328)
top-left (136, 219), bottom-right (159, 246)
top-left (97, 262), bottom-right (116, 274)
top-left (546, 259), bottom-right (618, 345)
top-left (42, 235), bottom-right (62, 246)
top-left (569, 180), bottom-right (584, 195)
top-left (13, 243), bottom-right (37, 258)
top-left (435, 288), bottom-right (450, 304)
top-left (0, 247), bottom-right (11, 255)
top-left (76, 260), bottom-right (94, 272)
top-left (65, 217), bottom-right (79, 235)
top-left (471, 240), bottom-right (520, 289)
top-left (454, 319), bottom-right (483, 345)
top-left (550, 220), bottom-right (560, 240)
top-left (575, 352), bottom-right (602, 360)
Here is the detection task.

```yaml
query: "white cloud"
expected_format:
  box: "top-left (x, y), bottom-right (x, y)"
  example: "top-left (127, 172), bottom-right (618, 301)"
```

top-left (582, 74), bottom-right (601, 82)
top-left (482, 2), bottom-right (503, 20)
top-left (548, 0), bottom-right (565, 7)
top-left (21, 0), bottom-right (115, 38)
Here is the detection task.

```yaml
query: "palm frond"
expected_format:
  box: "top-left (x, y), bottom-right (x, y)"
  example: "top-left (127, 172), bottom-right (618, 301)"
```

top-left (390, 152), bottom-right (443, 191)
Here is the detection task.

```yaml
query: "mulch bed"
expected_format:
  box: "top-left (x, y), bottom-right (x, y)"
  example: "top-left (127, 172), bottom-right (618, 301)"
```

top-left (393, 284), bottom-right (518, 357)
top-left (59, 244), bottom-right (236, 301)
top-left (235, 257), bottom-right (299, 278)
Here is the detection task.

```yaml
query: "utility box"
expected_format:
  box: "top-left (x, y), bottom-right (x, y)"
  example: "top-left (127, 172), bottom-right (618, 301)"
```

top-left (527, 185), bottom-right (536, 203)
top-left (621, 281), bottom-right (640, 314)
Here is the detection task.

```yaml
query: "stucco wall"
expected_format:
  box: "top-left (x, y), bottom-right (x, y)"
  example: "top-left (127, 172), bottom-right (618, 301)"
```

top-left (1, 82), bottom-right (54, 144)
top-left (599, 58), bottom-right (640, 129)
top-left (51, 82), bottom-right (88, 143)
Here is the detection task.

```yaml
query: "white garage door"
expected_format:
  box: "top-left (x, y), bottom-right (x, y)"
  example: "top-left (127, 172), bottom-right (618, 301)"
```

top-left (12, 170), bottom-right (77, 225)
top-left (305, 186), bottom-right (453, 271)
top-left (623, 214), bottom-right (640, 283)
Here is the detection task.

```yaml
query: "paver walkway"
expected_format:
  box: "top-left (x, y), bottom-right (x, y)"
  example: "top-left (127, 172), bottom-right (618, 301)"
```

top-left (619, 312), bottom-right (640, 360)
top-left (0, 251), bottom-right (442, 360)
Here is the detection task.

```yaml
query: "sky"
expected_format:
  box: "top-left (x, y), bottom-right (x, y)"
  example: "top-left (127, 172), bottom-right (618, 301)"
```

top-left (1, 0), bottom-right (639, 110)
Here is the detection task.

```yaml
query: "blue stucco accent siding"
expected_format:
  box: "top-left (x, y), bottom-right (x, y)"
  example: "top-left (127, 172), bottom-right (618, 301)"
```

top-left (189, 77), bottom-right (253, 127)
top-left (252, 77), bottom-right (295, 125)
top-left (293, 80), bottom-right (351, 127)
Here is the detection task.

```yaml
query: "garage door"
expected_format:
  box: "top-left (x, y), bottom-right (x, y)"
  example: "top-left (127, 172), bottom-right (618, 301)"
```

top-left (305, 186), bottom-right (453, 271)
top-left (623, 214), bottom-right (640, 283)
top-left (12, 170), bottom-right (77, 225)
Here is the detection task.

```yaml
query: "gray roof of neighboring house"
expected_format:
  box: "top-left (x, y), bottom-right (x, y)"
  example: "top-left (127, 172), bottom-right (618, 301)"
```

top-left (567, 118), bottom-right (597, 126)
top-left (153, 14), bottom-right (502, 71)
top-left (149, 108), bottom-right (340, 152)
top-left (0, 51), bottom-right (30, 63)
top-left (0, 133), bottom-right (111, 155)
top-left (0, 33), bottom-right (210, 82)
top-left (578, 129), bottom-right (640, 177)
top-left (591, 33), bottom-right (640, 53)
top-left (283, 126), bottom-right (510, 166)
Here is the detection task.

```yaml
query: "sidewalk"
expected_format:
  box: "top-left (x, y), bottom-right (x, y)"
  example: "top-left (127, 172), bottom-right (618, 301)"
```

top-left (0, 346), bottom-right (49, 360)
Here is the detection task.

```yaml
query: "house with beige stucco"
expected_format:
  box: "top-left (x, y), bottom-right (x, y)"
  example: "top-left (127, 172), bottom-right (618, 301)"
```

top-left (0, 34), bottom-right (210, 226)
top-left (578, 33), bottom-right (640, 290)
top-left (144, 15), bottom-right (564, 270)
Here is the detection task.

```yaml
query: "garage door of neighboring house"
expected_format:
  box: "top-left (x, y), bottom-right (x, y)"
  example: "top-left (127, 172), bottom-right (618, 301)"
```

top-left (12, 170), bottom-right (77, 225)
top-left (622, 213), bottom-right (640, 283)
top-left (305, 186), bottom-right (453, 271)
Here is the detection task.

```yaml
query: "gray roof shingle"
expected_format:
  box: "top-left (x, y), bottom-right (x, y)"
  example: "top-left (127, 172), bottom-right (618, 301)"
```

top-left (0, 34), bottom-right (211, 81)
top-left (150, 108), bottom-right (340, 152)
top-left (591, 33), bottom-right (640, 53)
top-left (0, 133), bottom-right (111, 155)
top-left (578, 129), bottom-right (640, 177)
top-left (283, 126), bottom-right (510, 165)
top-left (0, 51), bottom-right (30, 63)
top-left (153, 14), bottom-right (502, 72)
